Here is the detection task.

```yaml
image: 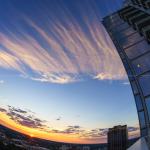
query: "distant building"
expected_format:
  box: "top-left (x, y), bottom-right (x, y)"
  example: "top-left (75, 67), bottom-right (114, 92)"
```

top-left (96, 147), bottom-right (107, 150)
top-left (59, 145), bottom-right (71, 150)
top-left (82, 146), bottom-right (90, 150)
top-left (107, 125), bottom-right (128, 150)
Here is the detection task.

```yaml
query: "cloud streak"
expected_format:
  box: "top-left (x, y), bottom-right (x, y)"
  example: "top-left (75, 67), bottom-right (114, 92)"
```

top-left (0, 0), bottom-right (126, 84)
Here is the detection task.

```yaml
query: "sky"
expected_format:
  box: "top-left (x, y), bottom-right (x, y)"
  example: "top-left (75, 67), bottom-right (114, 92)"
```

top-left (0, 0), bottom-right (140, 144)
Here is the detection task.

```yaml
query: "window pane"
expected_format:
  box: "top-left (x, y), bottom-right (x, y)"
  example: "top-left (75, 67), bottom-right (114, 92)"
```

top-left (113, 22), bottom-right (129, 32)
top-left (115, 27), bottom-right (136, 41)
top-left (132, 52), bottom-right (150, 75)
top-left (139, 111), bottom-right (146, 128)
top-left (125, 40), bottom-right (150, 59)
top-left (103, 15), bottom-right (124, 29)
top-left (135, 95), bottom-right (143, 111)
top-left (139, 72), bottom-right (150, 96)
top-left (145, 97), bottom-right (150, 122)
top-left (120, 27), bottom-right (136, 37)
top-left (141, 128), bottom-right (147, 137)
top-left (131, 81), bottom-right (138, 94)
top-left (119, 32), bottom-right (144, 49)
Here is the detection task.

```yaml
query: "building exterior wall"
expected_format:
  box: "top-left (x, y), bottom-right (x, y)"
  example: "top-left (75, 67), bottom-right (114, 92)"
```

top-left (103, 1), bottom-right (150, 137)
top-left (108, 125), bottom-right (128, 150)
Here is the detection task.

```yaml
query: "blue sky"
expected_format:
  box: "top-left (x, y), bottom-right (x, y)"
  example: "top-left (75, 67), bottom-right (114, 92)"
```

top-left (0, 0), bottom-right (139, 143)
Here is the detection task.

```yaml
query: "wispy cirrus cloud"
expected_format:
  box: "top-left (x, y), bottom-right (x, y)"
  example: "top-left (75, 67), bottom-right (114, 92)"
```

top-left (0, 0), bottom-right (126, 84)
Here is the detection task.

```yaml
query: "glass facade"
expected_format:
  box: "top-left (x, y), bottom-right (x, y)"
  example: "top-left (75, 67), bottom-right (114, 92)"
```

top-left (145, 97), bottom-right (150, 121)
top-left (103, 3), bottom-right (150, 137)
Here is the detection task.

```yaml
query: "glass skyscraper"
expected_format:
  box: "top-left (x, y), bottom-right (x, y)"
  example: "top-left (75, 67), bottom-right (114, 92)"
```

top-left (103, 0), bottom-right (150, 138)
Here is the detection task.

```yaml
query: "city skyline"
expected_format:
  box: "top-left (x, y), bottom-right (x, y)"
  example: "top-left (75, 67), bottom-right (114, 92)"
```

top-left (0, 0), bottom-right (139, 144)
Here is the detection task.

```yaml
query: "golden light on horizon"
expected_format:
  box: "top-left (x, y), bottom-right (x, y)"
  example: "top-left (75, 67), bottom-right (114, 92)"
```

top-left (0, 112), bottom-right (94, 144)
top-left (29, 133), bottom-right (34, 138)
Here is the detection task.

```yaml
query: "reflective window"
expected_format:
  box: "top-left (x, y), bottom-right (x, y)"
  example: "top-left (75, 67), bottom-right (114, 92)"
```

top-left (112, 22), bottom-right (129, 33)
top-left (119, 32), bottom-right (144, 49)
top-left (125, 40), bottom-right (150, 59)
top-left (120, 27), bottom-right (136, 37)
top-left (132, 52), bottom-right (150, 75)
top-left (104, 16), bottom-right (124, 29)
top-left (109, 13), bottom-right (122, 21)
top-left (131, 81), bottom-right (138, 94)
top-left (135, 95), bottom-right (143, 111)
top-left (117, 22), bottom-right (129, 31)
top-left (105, 13), bottom-right (119, 21)
top-left (139, 72), bottom-right (150, 96)
top-left (145, 97), bottom-right (150, 122)
top-left (115, 27), bottom-right (136, 40)
top-left (141, 128), bottom-right (147, 137)
top-left (139, 111), bottom-right (146, 128)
